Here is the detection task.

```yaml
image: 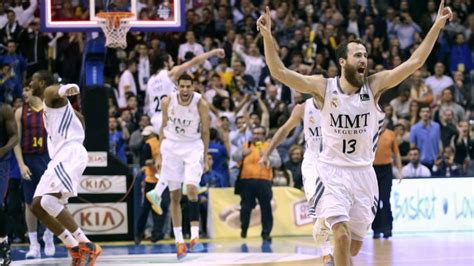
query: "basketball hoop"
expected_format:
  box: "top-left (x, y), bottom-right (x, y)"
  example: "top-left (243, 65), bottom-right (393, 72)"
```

top-left (96, 12), bottom-right (134, 49)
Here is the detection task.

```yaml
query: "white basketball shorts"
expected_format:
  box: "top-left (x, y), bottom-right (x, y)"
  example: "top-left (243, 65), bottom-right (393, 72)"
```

top-left (160, 138), bottom-right (204, 191)
top-left (34, 143), bottom-right (88, 202)
top-left (150, 113), bottom-right (163, 134)
top-left (314, 161), bottom-right (379, 241)
top-left (301, 152), bottom-right (319, 218)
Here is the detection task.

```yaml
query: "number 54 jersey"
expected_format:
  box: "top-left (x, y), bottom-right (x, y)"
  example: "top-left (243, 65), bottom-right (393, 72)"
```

top-left (163, 92), bottom-right (202, 142)
top-left (318, 77), bottom-right (385, 167)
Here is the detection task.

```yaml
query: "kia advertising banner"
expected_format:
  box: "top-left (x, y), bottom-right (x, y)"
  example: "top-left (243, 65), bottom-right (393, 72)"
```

top-left (77, 175), bottom-right (127, 194)
top-left (68, 203), bottom-right (128, 235)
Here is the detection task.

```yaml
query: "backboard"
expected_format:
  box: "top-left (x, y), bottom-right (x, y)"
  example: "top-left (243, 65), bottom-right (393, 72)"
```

top-left (41, 0), bottom-right (185, 32)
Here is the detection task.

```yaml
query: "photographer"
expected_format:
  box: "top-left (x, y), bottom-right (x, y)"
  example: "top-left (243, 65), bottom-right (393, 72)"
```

top-left (232, 126), bottom-right (281, 242)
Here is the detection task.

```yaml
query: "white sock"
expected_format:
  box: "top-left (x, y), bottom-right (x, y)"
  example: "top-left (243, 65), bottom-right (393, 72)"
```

top-left (191, 226), bottom-right (199, 240)
top-left (154, 179), bottom-right (168, 196)
top-left (0, 236), bottom-right (7, 243)
top-left (173, 227), bottom-right (184, 243)
top-left (321, 241), bottom-right (332, 256)
top-left (58, 230), bottom-right (79, 248)
top-left (28, 232), bottom-right (39, 246)
top-left (72, 228), bottom-right (90, 243)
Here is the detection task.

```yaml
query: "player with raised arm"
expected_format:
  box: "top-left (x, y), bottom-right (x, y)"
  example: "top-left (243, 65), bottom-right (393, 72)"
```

top-left (29, 71), bottom-right (101, 266)
top-left (146, 48), bottom-right (225, 215)
top-left (257, 2), bottom-right (452, 265)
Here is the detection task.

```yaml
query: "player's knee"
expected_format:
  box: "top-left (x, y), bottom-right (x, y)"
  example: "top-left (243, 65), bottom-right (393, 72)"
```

top-left (40, 195), bottom-right (64, 218)
top-left (350, 244), bottom-right (362, 256)
top-left (169, 191), bottom-right (181, 204)
top-left (31, 197), bottom-right (44, 215)
top-left (186, 185), bottom-right (198, 201)
top-left (332, 222), bottom-right (351, 246)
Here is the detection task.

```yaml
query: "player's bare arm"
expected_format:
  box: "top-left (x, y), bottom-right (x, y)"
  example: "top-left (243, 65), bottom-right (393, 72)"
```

top-left (43, 84), bottom-right (80, 108)
top-left (257, 7), bottom-right (326, 106)
top-left (260, 103), bottom-right (304, 167)
top-left (369, 0), bottom-right (452, 99)
top-left (13, 107), bottom-right (32, 180)
top-left (0, 104), bottom-right (18, 158)
top-left (198, 98), bottom-right (210, 171)
top-left (156, 96), bottom-right (170, 171)
top-left (169, 48), bottom-right (225, 81)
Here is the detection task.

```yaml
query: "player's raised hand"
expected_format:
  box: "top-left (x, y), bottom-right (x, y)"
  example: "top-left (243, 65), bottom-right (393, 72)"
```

top-left (59, 84), bottom-right (80, 97)
top-left (434, 0), bottom-right (453, 28)
top-left (256, 6), bottom-right (272, 37)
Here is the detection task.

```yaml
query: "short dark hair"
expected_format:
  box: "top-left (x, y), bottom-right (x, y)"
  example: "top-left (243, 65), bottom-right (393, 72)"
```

top-left (177, 73), bottom-right (193, 83)
top-left (335, 39), bottom-right (367, 64)
top-left (36, 70), bottom-right (55, 87)
top-left (252, 125), bottom-right (267, 135)
top-left (151, 52), bottom-right (169, 73)
top-left (409, 147), bottom-right (420, 153)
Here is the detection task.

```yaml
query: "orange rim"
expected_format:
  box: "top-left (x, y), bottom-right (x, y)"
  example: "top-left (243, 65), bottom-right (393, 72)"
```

top-left (96, 12), bottom-right (134, 20)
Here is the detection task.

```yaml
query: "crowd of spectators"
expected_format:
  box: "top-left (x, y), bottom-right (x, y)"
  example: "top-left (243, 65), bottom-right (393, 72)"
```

top-left (0, 0), bottom-right (473, 242)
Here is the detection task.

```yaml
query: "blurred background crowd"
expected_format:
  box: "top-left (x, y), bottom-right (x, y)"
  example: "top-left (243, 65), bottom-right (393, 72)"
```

top-left (0, 0), bottom-right (473, 243)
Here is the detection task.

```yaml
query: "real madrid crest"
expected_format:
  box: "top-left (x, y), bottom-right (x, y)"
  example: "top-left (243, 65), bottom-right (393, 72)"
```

top-left (331, 97), bottom-right (338, 108)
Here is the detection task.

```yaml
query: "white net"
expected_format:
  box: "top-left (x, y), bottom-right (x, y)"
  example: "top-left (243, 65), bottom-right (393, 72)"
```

top-left (96, 13), bottom-right (133, 49)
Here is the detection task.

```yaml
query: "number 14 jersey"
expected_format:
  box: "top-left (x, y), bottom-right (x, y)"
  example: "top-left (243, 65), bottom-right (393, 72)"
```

top-left (318, 77), bottom-right (385, 167)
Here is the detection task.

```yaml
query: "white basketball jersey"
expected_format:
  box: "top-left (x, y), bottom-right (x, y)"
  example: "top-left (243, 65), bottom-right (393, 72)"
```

top-left (303, 98), bottom-right (323, 159)
top-left (147, 70), bottom-right (176, 118)
top-left (164, 92), bottom-right (202, 142)
top-left (43, 101), bottom-right (85, 158)
top-left (318, 77), bottom-right (385, 167)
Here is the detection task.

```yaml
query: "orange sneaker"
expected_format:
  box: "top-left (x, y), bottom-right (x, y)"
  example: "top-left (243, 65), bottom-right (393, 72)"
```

top-left (79, 242), bottom-right (102, 266)
top-left (68, 246), bottom-right (81, 266)
top-left (190, 238), bottom-right (204, 252)
top-left (176, 242), bottom-right (188, 260)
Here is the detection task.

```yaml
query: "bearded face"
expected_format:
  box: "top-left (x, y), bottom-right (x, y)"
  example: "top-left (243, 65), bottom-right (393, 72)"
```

top-left (343, 63), bottom-right (366, 88)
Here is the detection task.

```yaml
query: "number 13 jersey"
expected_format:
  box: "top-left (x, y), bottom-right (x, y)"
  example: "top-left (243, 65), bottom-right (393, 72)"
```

top-left (318, 77), bottom-right (385, 167)
top-left (163, 92), bottom-right (202, 142)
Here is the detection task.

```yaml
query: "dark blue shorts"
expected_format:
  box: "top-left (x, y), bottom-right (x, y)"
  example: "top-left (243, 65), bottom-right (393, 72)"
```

top-left (22, 153), bottom-right (50, 204)
top-left (0, 158), bottom-right (10, 203)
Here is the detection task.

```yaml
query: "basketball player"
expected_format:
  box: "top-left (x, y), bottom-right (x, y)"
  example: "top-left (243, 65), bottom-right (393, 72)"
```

top-left (29, 71), bottom-right (101, 265)
top-left (13, 85), bottom-right (56, 259)
top-left (257, 1), bottom-right (452, 265)
top-left (154, 73), bottom-right (209, 260)
top-left (146, 48), bottom-right (225, 215)
top-left (259, 98), bottom-right (334, 265)
top-left (0, 102), bottom-right (18, 266)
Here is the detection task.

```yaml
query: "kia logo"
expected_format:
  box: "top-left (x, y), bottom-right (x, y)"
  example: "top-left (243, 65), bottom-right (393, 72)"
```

top-left (80, 177), bottom-right (112, 192)
top-left (72, 206), bottom-right (125, 233)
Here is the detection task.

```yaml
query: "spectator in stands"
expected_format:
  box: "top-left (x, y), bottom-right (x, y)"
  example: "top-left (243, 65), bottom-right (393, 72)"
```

top-left (383, 104), bottom-right (396, 130)
top-left (21, 18), bottom-right (50, 78)
top-left (229, 60), bottom-right (255, 94)
top-left (0, 9), bottom-right (24, 47)
top-left (451, 120), bottom-right (474, 176)
top-left (409, 70), bottom-right (433, 106)
top-left (233, 36), bottom-right (266, 87)
top-left (432, 146), bottom-right (462, 176)
top-left (11, 0), bottom-right (36, 28)
top-left (390, 88), bottom-right (410, 119)
top-left (117, 60), bottom-right (138, 109)
top-left (394, 123), bottom-right (411, 165)
top-left (232, 126), bottom-right (281, 242)
top-left (178, 31), bottom-right (204, 63)
top-left (438, 108), bottom-right (458, 149)
top-left (402, 147), bottom-right (431, 177)
top-left (55, 32), bottom-right (83, 83)
top-left (437, 88), bottom-right (465, 123)
top-left (390, 12), bottom-right (422, 50)
top-left (410, 106), bottom-right (441, 171)
top-left (425, 62), bottom-right (454, 102)
top-left (129, 114), bottom-right (150, 165)
top-left (285, 145), bottom-right (303, 190)
top-left (0, 5), bottom-right (6, 30)
top-left (0, 40), bottom-right (26, 85)
top-left (108, 116), bottom-right (130, 164)
top-left (136, 43), bottom-right (150, 100)
top-left (452, 71), bottom-right (469, 107)
top-left (208, 128), bottom-right (230, 187)
top-left (408, 100), bottom-right (420, 126)
top-left (0, 63), bottom-right (21, 104)
top-left (444, 11), bottom-right (466, 40)
top-left (449, 33), bottom-right (472, 73)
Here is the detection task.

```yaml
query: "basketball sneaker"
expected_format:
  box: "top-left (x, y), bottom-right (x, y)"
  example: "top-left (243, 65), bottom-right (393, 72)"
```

top-left (0, 240), bottom-right (11, 266)
top-left (43, 229), bottom-right (56, 257)
top-left (313, 218), bottom-right (330, 247)
top-left (146, 190), bottom-right (163, 215)
top-left (68, 246), bottom-right (81, 266)
top-left (25, 244), bottom-right (40, 259)
top-left (176, 242), bottom-right (188, 260)
top-left (79, 242), bottom-right (102, 266)
top-left (322, 254), bottom-right (335, 266)
top-left (190, 238), bottom-right (204, 252)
